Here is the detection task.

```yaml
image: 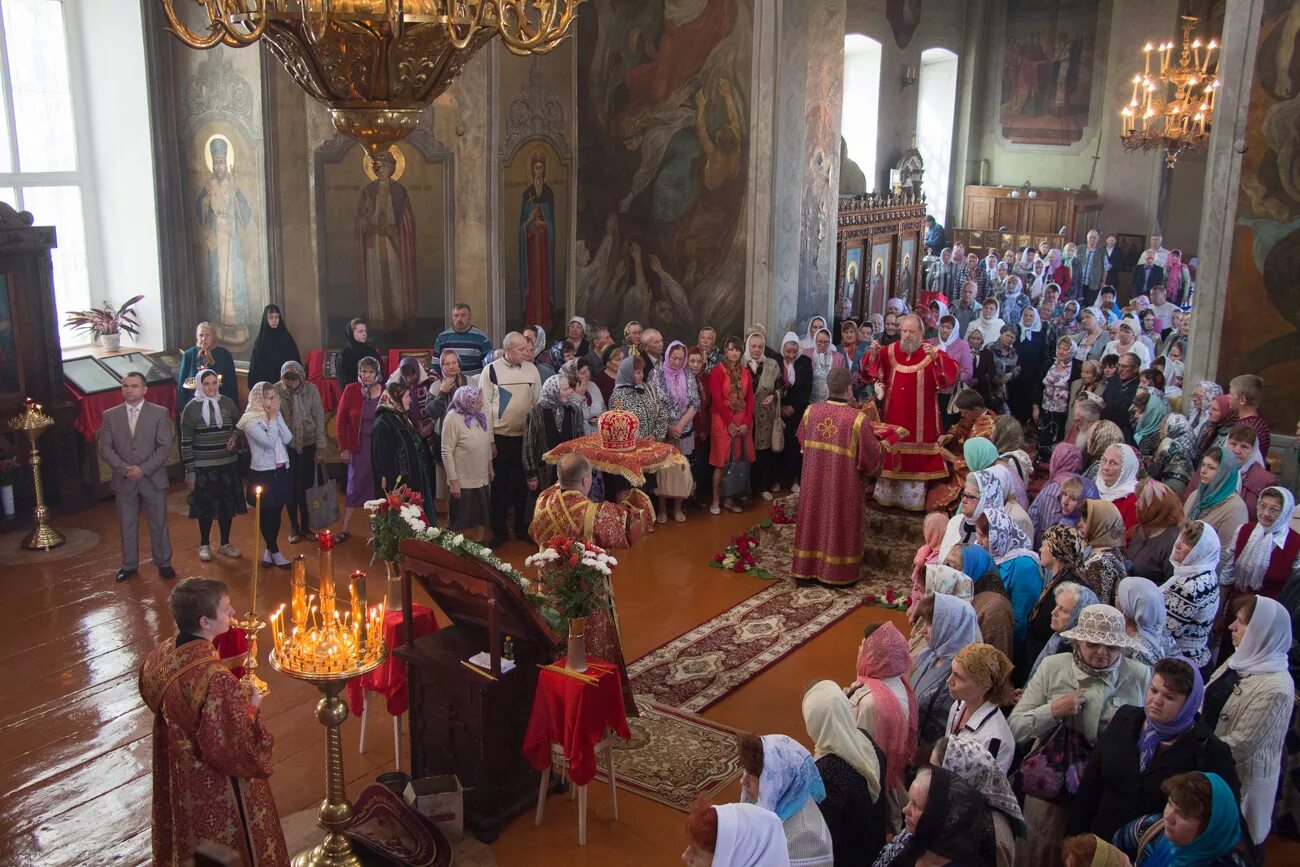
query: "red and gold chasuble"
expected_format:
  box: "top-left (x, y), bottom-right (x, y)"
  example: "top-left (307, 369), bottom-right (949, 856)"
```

top-left (527, 484), bottom-right (651, 715)
top-left (865, 343), bottom-right (956, 482)
top-left (139, 638), bottom-right (289, 867)
top-left (792, 400), bottom-right (884, 585)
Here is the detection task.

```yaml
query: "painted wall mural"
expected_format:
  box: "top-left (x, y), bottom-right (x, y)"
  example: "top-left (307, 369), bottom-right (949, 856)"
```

top-left (998, 0), bottom-right (1099, 147)
top-left (1219, 0), bottom-right (1300, 432)
top-left (178, 52), bottom-right (271, 358)
top-left (576, 0), bottom-right (752, 341)
top-left (315, 133), bottom-right (451, 353)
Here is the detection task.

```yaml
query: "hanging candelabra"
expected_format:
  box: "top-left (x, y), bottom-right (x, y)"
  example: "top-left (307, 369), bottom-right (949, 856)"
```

top-left (1119, 15), bottom-right (1220, 168)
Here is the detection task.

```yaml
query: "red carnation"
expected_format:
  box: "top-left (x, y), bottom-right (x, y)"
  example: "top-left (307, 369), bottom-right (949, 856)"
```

top-left (732, 563), bottom-right (745, 573)
top-left (885, 588), bottom-right (896, 603)
top-left (864, 594), bottom-right (877, 603)
top-left (714, 553), bottom-right (724, 563)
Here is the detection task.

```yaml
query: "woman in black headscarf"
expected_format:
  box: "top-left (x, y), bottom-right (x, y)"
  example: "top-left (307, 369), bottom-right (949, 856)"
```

top-left (247, 304), bottom-right (301, 389)
top-left (370, 380), bottom-right (437, 516)
top-left (872, 765), bottom-right (995, 866)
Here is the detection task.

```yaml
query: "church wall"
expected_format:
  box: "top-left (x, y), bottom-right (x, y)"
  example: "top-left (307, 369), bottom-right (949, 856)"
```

top-left (1213, 0), bottom-right (1300, 434)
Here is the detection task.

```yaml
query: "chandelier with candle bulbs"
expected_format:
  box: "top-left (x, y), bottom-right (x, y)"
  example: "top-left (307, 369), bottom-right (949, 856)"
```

top-left (1120, 15), bottom-right (1219, 168)
top-left (161, 0), bottom-right (581, 171)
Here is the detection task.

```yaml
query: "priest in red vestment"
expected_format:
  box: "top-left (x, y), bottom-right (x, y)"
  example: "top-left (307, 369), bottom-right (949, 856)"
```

top-left (139, 578), bottom-right (289, 867)
top-left (792, 368), bottom-right (886, 586)
top-left (863, 312), bottom-right (958, 511)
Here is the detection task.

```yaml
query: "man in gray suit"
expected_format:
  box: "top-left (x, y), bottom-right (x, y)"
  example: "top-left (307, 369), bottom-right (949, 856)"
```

top-left (1075, 229), bottom-right (1105, 306)
top-left (98, 372), bottom-right (176, 582)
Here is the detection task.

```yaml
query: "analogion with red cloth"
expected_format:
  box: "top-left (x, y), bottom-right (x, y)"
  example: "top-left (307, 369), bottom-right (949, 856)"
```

top-left (791, 399), bottom-right (889, 586)
top-left (139, 637), bottom-right (289, 867)
top-left (522, 657), bottom-right (632, 786)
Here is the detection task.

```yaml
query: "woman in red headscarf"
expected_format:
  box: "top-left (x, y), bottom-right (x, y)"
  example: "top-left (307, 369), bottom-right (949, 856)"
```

top-left (844, 621), bottom-right (917, 833)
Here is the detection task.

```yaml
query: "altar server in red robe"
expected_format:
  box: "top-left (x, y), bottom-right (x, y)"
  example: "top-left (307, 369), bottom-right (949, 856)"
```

top-left (792, 368), bottom-right (886, 586)
top-left (139, 578), bottom-right (289, 867)
top-left (862, 312), bottom-right (957, 511)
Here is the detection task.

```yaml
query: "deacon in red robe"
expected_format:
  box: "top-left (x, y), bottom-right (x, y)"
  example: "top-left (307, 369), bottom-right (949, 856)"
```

top-left (792, 368), bottom-right (886, 586)
top-left (139, 578), bottom-right (289, 867)
top-left (862, 312), bottom-right (957, 512)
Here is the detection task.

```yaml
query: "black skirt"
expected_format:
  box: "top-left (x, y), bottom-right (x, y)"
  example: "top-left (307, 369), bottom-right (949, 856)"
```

top-left (189, 462), bottom-right (250, 520)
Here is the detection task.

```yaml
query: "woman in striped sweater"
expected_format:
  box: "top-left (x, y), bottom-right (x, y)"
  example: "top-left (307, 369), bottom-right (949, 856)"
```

top-left (180, 369), bottom-right (246, 561)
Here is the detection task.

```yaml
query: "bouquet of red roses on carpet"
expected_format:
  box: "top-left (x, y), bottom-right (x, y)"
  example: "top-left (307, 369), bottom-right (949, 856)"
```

top-left (524, 535), bottom-right (614, 619)
top-left (364, 481), bottom-right (430, 564)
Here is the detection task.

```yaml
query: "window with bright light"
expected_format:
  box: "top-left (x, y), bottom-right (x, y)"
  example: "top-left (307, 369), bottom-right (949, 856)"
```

top-left (916, 47), bottom-right (958, 227)
top-left (842, 34), bottom-right (882, 193)
top-left (0, 0), bottom-right (90, 341)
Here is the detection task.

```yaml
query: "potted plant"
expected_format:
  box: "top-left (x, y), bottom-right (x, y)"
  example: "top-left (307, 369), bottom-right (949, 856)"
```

top-left (63, 295), bottom-right (144, 351)
top-left (524, 536), bottom-right (616, 672)
top-left (0, 457), bottom-right (19, 518)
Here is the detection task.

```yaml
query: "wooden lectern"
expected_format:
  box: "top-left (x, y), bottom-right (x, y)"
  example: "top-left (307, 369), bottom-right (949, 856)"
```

top-left (396, 539), bottom-right (563, 842)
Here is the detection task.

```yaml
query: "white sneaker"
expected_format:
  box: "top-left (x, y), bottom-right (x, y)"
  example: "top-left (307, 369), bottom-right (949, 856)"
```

top-left (272, 552), bottom-right (291, 568)
top-left (791, 483), bottom-right (801, 494)
top-left (218, 543), bottom-right (241, 559)
top-left (710, 505), bottom-right (721, 515)
top-left (761, 491), bottom-right (774, 501)
top-left (198, 545), bottom-right (212, 562)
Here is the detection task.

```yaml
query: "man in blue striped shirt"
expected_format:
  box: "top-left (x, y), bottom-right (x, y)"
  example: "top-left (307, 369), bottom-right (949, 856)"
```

top-left (434, 302), bottom-right (494, 376)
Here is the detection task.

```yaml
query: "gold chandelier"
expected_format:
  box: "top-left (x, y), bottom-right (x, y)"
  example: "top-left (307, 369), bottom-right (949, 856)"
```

top-left (1120, 15), bottom-right (1219, 168)
top-left (163, 1), bottom-right (581, 167)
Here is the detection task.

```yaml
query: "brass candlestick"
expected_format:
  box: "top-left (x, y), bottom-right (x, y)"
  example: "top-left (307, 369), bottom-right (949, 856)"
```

top-left (8, 399), bottom-right (64, 550)
top-left (237, 615), bottom-right (269, 697)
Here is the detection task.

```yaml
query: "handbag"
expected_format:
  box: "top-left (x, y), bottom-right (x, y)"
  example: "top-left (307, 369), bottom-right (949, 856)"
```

top-left (770, 413), bottom-right (785, 453)
top-left (720, 435), bottom-right (751, 499)
top-left (945, 382), bottom-right (968, 416)
top-left (1012, 721), bottom-right (1092, 806)
top-left (306, 462), bottom-right (341, 530)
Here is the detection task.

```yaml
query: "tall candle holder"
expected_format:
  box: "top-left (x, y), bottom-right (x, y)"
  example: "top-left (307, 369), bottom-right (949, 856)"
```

top-left (268, 529), bottom-right (387, 867)
top-left (8, 399), bottom-right (64, 550)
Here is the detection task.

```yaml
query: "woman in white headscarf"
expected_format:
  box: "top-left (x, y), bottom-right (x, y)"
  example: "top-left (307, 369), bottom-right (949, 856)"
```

top-left (683, 801), bottom-right (791, 867)
top-left (1162, 520), bottom-right (1223, 668)
top-left (800, 316), bottom-right (830, 351)
top-left (1102, 317), bottom-right (1153, 368)
top-left (1204, 594), bottom-right (1293, 843)
top-left (800, 329), bottom-right (845, 405)
top-left (1222, 485), bottom-right (1300, 606)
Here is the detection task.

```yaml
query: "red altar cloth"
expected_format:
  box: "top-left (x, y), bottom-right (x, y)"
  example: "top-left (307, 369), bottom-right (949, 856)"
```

top-left (65, 381), bottom-right (179, 442)
top-left (346, 603), bottom-right (438, 717)
top-left (522, 657), bottom-right (631, 786)
top-left (306, 349), bottom-right (343, 412)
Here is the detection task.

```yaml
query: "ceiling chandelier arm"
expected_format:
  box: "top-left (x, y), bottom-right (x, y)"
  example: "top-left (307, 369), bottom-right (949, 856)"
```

top-left (496, 0), bottom-right (580, 56)
top-left (161, 0), bottom-right (238, 49)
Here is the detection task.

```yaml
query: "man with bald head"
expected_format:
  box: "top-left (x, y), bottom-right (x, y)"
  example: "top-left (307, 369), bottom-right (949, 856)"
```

top-left (863, 312), bottom-right (958, 511)
top-left (528, 452), bottom-right (654, 549)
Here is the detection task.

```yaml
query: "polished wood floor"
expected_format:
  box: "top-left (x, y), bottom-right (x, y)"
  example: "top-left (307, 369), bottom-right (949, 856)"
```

top-left (2, 489), bottom-right (1297, 866)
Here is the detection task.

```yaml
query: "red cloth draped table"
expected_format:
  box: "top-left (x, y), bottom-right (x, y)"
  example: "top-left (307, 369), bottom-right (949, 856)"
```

top-left (522, 657), bottom-right (631, 786)
top-left (65, 381), bottom-right (179, 441)
top-left (306, 349), bottom-right (343, 412)
top-left (346, 603), bottom-right (438, 717)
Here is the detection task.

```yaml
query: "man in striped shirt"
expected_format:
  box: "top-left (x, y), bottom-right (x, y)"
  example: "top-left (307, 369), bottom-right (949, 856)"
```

top-left (434, 302), bottom-right (494, 375)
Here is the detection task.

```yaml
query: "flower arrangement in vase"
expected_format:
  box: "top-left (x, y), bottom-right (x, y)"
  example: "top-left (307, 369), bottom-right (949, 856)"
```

top-left (63, 295), bottom-right (144, 351)
top-left (363, 482), bottom-right (430, 577)
top-left (524, 535), bottom-right (617, 672)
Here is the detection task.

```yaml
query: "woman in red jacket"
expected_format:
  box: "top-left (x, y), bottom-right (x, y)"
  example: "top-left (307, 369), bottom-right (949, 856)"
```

top-left (707, 337), bottom-right (754, 515)
top-left (334, 356), bottom-right (384, 542)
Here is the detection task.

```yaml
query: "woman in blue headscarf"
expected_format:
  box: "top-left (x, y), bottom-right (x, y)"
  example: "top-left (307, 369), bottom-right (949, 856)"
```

top-left (910, 593), bottom-right (982, 749)
top-left (737, 733), bottom-right (833, 866)
top-left (1113, 771), bottom-right (1251, 866)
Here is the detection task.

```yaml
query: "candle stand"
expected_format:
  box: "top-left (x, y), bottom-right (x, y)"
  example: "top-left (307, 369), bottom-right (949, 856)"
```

top-left (267, 530), bottom-right (387, 867)
top-left (8, 399), bottom-right (64, 550)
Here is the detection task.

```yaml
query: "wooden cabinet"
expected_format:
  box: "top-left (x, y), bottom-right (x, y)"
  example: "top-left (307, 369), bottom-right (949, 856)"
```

top-left (836, 195), bottom-right (928, 315)
top-left (959, 185), bottom-right (1101, 249)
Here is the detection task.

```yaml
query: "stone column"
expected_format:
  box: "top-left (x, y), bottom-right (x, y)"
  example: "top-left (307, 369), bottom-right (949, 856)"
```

top-left (950, 0), bottom-right (987, 226)
top-left (1184, 0), bottom-right (1265, 387)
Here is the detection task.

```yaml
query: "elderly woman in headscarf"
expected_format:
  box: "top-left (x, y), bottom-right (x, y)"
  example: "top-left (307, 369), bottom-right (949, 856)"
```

top-left (440, 385), bottom-right (493, 539)
top-left (1007, 306), bottom-right (1047, 425)
top-left (523, 373), bottom-right (585, 494)
top-left (682, 801), bottom-right (791, 867)
top-left (1067, 656), bottom-right (1237, 845)
top-left (1124, 480), bottom-right (1184, 584)
top-left (1184, 447), bottom-right (1248, 582)
top-left (777, 332), bottom-right (812, 495)
top-left (1117, 573), bottom-right (1179, 664)
top-left (180, 368), bottom-right (246, 562)
top-left (800, 315), bottom-right (830, 351)
top-left (871, 766), bottom-right (994, 867)
top-left (931, 734), bottom-right (1027, 867)
top-left (1222, 486), bottom-right (1300, 605)
top-left (1020, 525), bottom-right (1088, 671)
top-left (975, 508), bottom-right (1043, 650)
top-left (1027, 580), bottom-right (1101, 678)
top-left (743, 332), bottom-right (786, 504)
top-left (648, 341), bottom-right (699, 522)
top-left (1195, 395), bottom-right (1238, 461)
top-left (1096, 443), bottom-right (1141, 537)
top-left (802, 681), bottom-right (886, 865)
top-left (1079, 498), bottom-right (1128, 604)
top-left (845, 623), bottom-right (916, 834)
top-left (547, 315), bottom-right (590, 370)
top-left (990, 325), bottom-right (1021, 415)
top-left (1082, 419), bottom-right (1125, 480)
top-left (910, 593), bottom-right (982, 750)
top-left (371, 379), bottom-right (438, 516)
top-left (562, 357), bottom-right (605, 434)
top-left (1163, 520), bottom-right (1224, 668)
top-left (737, 733), bottom-right (834, 866)
top-left (1029, 443), bottom-right (1085, 545)
top-left (1011, 604), bottom-right (1152, 867)
top-left (1149, 412), bottom-right (1196, 497)
top-left (938, 467), bottom-right (1004, 561)
top-left (523, 324), bottom-right (555, 379)
top-left (1132, 387), bottom-right (1169, 462)
top-left (1105, 317), bottom-right (1154, 368)
top-left (801, 328), bottom-right (844, 405)
top-left (1186, 381), bottom-right (1223, 448)
top-left (1205, 595), bottom-right (1295, 843)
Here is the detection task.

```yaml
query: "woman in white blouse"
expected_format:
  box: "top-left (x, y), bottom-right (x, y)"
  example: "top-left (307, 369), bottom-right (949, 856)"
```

top-left (943, 643), bottom-right (1016, 774)
top-left (237, 381), bottom-right (294, 569)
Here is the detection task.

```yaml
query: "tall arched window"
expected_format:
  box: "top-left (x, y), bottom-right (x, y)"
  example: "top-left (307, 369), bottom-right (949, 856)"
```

top-left (842, 34), bottom-right (882, 193)
top-left (915, 47), bottom-right (958, 227)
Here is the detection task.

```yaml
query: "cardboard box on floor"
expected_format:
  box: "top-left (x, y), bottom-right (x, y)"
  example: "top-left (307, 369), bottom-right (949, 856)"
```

top-left (404, 775), bottom-right (464, 842)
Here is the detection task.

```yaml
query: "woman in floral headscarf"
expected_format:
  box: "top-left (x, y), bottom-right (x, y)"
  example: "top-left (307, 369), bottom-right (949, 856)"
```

top-left (932, 734), bottom-right (1026, 867)
top-left (649, 341), bottom-right (700, 522)
top-left (1186, 381), bottom-right (1222, 448)
top-left (1149, 412), bottom-right (1196, 498)
top-left (523, 374), bottom-right (585, 493)
top-left (975, 508), bottom-right (1043, 649)
top-left (938, 468), bottom-right (1005, 561)
top-left (440, 385), bottom-right (493, 537)
top-left (1020, 524), bottom-right (1089, 679)
top-left (1079, 499), bottom-right (1128, 604)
